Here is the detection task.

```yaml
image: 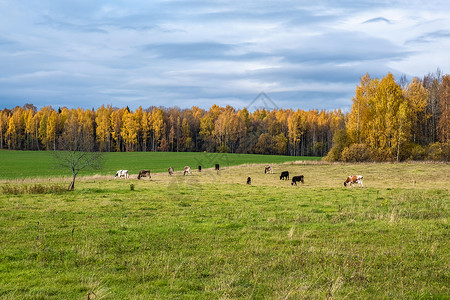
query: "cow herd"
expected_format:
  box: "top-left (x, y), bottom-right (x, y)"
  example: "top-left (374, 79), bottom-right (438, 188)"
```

top-left (272, 170), bottom-right (304, 186)
top-left (114, 164), bottom-right (364, 188)
top-left (266, 166), bottom-right (363, 187)
top-left (115, 165), bottom-right (195, 180)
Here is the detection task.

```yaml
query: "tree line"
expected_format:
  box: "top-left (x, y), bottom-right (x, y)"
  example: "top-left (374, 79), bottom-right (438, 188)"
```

top-left (0, 103), bottom-right (345, 156)
top-left (0, 70), bottom-right (448, 160)
top-left (326, 70), bottom-right (449, 161)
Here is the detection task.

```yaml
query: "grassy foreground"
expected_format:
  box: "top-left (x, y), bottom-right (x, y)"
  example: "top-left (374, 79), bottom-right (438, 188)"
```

top-left (0, 150), bottom-right (319, 180)
top-left (0, 162), bottom-right (449, 299)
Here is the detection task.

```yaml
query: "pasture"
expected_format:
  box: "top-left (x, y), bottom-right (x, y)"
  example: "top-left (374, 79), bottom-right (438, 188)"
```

top-left (0, 158), bottom-right (449, 299)
top-left (0, 150), bottom-right (319, 180)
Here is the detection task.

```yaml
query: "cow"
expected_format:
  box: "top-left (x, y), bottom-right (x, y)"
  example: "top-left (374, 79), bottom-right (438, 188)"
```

top-left (280, 171), bottom-right (289, 180)
top-left (198, 165), bottom-right (202, 172)
top-left (215, 164), bottom-right (220, 171)
top-left (183, 166), bottom-right (192, 175)
top-left (264, 166), bottom-right (273, 174)
top-left (114, 170), bottom-right (129, 179)
top-left (247, 177), bottom-right (251, 185)
top-left (137, 169), bottom-right (151, 180)
top-left (344, 175), bottom-right (363, 187)
top-left (168, 166), bottom-right (174, 176)
top-left (291, 175), bottom-right (304, 186)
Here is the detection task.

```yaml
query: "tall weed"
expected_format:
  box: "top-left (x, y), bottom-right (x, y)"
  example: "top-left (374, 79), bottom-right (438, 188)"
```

top-left (1, 184), bottom-right (67, 194)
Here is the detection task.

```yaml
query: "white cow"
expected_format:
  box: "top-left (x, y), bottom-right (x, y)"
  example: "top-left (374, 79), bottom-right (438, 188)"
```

top-left (183, 166), bottom-right (192, 175)
top-left (115, 170), bottom-right (129, 179)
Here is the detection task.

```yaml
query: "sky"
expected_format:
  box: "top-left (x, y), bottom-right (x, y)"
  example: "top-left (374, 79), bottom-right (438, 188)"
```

top-left (0, 1), bottom-right (449, 112)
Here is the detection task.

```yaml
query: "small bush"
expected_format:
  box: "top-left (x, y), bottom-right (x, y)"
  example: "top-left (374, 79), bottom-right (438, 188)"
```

top-left (408, 143), bottom-right (427, 160)
top-left (217, 144), bottom-right (230, 153)
top-left (367, 147), bottom-right (393, 162)
top-left (323, 129), bottom-right (350, 161)
top-left (322, 147), bottom-right (340, 162)
top-left (130, 184), bottom-right (135, 191)
top-left (425, 142), bottom-right (450, 161)
top-left (444, 143), bottom-right (450, 161)
top-left (341, 143), bottom-right (372, 162)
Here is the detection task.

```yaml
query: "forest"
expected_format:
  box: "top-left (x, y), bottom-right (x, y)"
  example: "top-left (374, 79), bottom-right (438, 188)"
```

top-left (0, 71), bottom-right (448, 161)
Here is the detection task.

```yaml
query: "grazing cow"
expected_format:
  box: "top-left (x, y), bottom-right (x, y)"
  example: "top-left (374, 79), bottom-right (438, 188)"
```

top-left (114, 170), bottom-right (129, 179)
top-left (198, 165), bottom-right (202, 172)
top-left (291, 175), bottom-right (304, 186)
top-left (215, 164), bottom-right (220, 171)
top-left (280, 171), bottom-right (289, 180)
top-left (264, 166), bottom-right (273, 174)
top-left (137, 169), bottom-right (151, 180)
top-left (344, 175), bottom-right (363, 187)
top-left (247, 177), bottom-right (251, 185)
top-left (183, 166), bottom-right (192, 175)
top-left (168, 166), bottom-right (174, 176)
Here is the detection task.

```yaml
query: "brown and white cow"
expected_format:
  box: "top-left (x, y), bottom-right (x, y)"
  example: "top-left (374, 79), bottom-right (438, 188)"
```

top-left (168, 166), bottom-right (174, 176)
top-left (137, 169), bottom-right (151, 180)
top-left (344, 175), bottom-right (363, 187)
top-left (183, 166), bottom-right (192, 175)
top-left (264, 166), bottom-right (273, 174)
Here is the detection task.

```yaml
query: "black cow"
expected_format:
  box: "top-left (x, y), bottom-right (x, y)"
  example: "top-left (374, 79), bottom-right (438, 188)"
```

top-left (291, 175), bottom-right (304, 186)
top-left (198, 165), bottom-right (202, 172)
top-left (215, 164), bottom-right (220, 171)
top-left (247, 177), bottom-right (251, 185)
top-left (280, 171), bottom-right (289, 180)
top-left (137, 169), bottom-right (151, 180)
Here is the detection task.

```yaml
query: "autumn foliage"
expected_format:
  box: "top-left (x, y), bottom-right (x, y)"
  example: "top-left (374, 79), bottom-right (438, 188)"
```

top-left (328, 71), bottom-right (449, 161)
top-left (1, 71), bottom-right (448, 161)
top-left (0, 104), bottom-right (345, 157)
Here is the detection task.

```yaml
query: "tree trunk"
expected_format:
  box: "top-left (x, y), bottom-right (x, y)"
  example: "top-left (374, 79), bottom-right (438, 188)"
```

top-left (397, 120), bottom-right (402, 162)
top-left (68, 174), bottom-right (76, 191)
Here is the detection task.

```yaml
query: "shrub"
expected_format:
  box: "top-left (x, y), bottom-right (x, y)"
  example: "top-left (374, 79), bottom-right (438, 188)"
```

top-left (323, 129), bottom-right (350, 161)
top-left (408, 143), bottom-right (427, 160)
top-left (444, 143), bottom-right (450, 161)
top-left (426, 142), bottom-right (450, 161)
top-left (368, 148), bottom-right (393, 162)
top-left (217, 144), bottom-right (230, 153)
top-left (341, 143), bottom-right (372, 162)
top-left (323, 147), bottom-right (340, 162)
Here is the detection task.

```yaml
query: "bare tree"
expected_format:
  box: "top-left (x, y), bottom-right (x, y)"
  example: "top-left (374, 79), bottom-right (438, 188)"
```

top-left (53, 116), bottom-right (103, 190)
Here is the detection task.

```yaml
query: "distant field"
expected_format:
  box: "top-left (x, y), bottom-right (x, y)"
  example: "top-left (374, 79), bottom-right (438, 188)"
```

top-left (0, 162), bottom-right (448, 298)
top-left (0, 150), bottom-right (319, 180)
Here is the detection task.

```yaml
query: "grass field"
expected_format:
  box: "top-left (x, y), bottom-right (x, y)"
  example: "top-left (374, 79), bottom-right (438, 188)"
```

top-left (0, 155), bottom-right (449, 299)
top-left (0, 150), bottom-right (319, 180)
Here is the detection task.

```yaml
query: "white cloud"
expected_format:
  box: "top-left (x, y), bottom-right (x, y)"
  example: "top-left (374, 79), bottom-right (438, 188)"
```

top-left (0, 0), bottom-right (449, 110)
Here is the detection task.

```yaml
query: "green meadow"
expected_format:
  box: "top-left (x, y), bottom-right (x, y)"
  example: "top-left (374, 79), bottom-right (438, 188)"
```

top-left (0, 152), bottom-right (448, 299)
top-left (0, 150), bottom-right (319, 180)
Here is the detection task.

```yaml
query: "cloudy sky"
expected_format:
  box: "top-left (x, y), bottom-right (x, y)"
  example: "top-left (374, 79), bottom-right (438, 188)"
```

top-left (1, 1), bottom-right (449, 111)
